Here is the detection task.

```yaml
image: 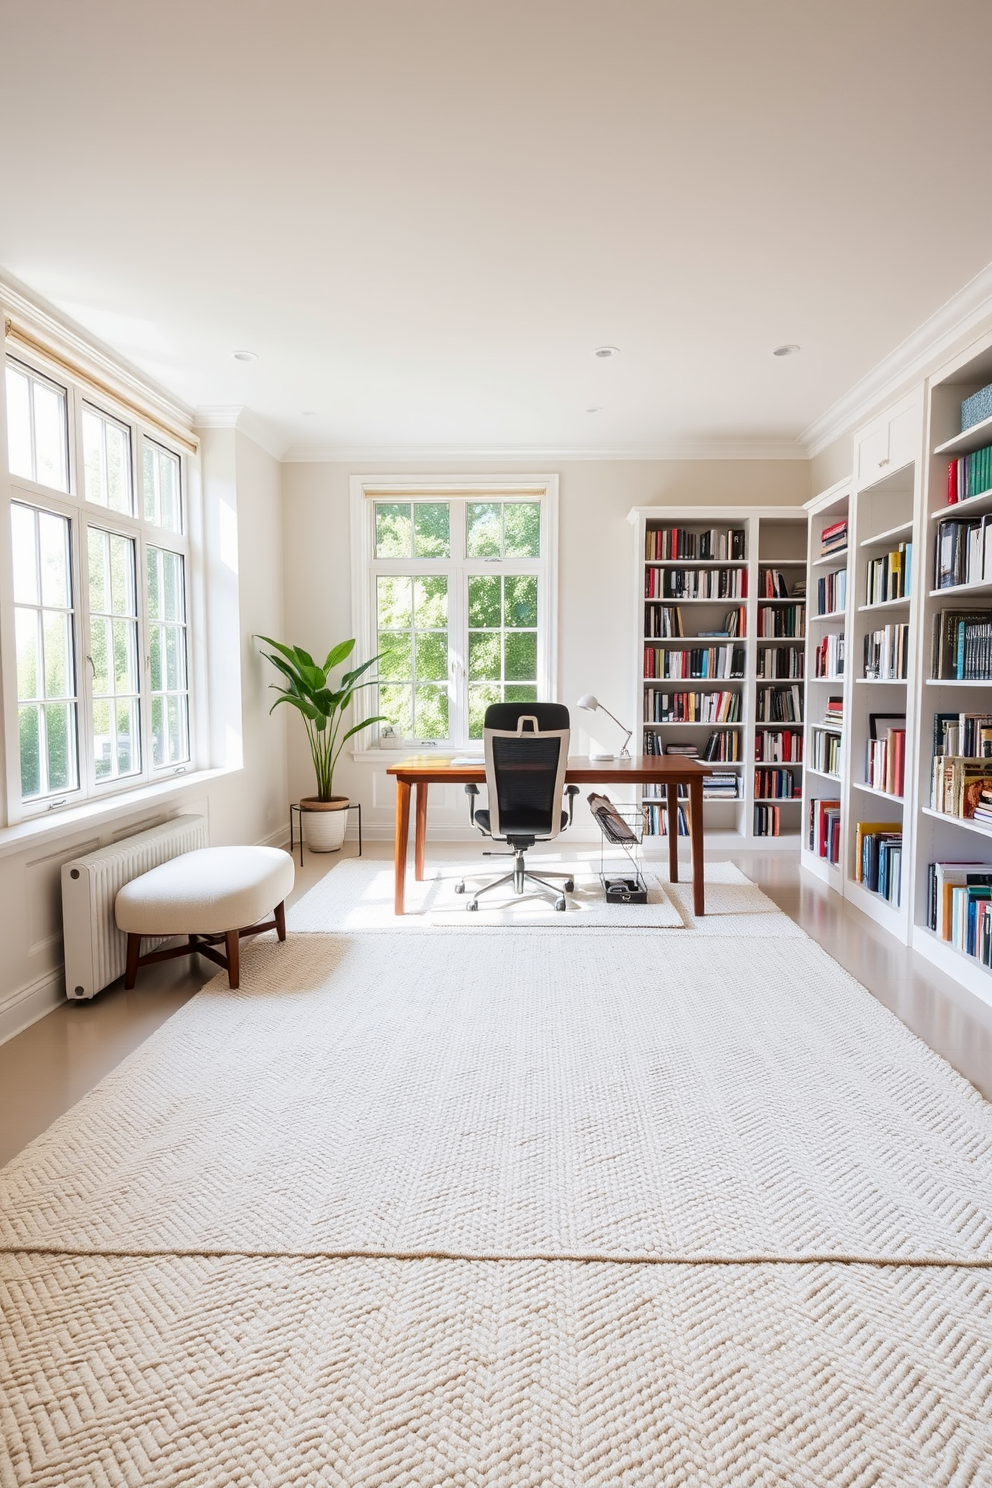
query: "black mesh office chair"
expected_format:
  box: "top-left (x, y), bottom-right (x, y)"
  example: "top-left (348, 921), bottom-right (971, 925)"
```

top-left (456, 702), bottom-right (579, 911)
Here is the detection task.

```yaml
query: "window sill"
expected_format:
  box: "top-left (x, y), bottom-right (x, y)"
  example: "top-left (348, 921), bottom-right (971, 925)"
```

top-left (351, 747), bottom-right (466, 763)
top-left (0, 767), bottom-right (237, 860)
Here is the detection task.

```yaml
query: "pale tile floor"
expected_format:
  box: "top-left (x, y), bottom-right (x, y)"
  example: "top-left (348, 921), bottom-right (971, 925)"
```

top-left (1, 841), bottom-right (990, 1169)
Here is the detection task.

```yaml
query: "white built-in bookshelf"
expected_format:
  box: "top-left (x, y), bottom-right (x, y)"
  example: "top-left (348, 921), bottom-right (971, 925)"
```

top-left (628, 506), bottom-right (807, 846)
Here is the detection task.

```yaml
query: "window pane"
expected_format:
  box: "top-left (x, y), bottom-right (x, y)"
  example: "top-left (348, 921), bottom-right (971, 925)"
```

top-left (109, 532), bottom-right (135, 614)
top-left (93, 698), bottom-right (112, 779)
top-left (38, 510), bottom-right (70, 608)
top-left (468, 574), bottom-right (501, 629)
top-left (15, 608), bottom-right (40, 699)
top-left (505, 630), bottom-right (537, 681)
top-left (413, 576), bottom-right (447, 629)
top-left (151, 696), bottom-right (165, 767)
top-left (6, 365), bottom-right (33, 481)
top-left (503, 502), bottom-right (541, 558)
top-left (11, 501), bottom-right (39, 605)
top-left (116, 698), bottom-right (139, 776)
top-left (468, 630), bottom-right (500, 680)
top-left (414, 503), bottom-right (450, 557)
top-left (415, 630), bottom-right (447, 682)
top-left (377, 575), bottom-right (412, 629)
top-left (166, 695), bottom-right (188, 763)
top-left (143, 441), bottom-right (182, 531)
top-left (468, 683), bottom-right (501, 739)
top-left (44, 702), bottom-right (76, 791)
top-left (414, 685), bottom-right (448, 739)
top-left (83, 405), bottom-right (132, 514)
top-left (378, 684), bottom-right (413, 738)
top-left (377, 631), bottom-right (412, 681)
top-left (33, 382), bottom-right (68, 491)
top-left (43, 611), bottom-right (72, 696)
top-left (113, 618), bottom-right (137, 692)
top-left (19, 706), bottom-right (41, 798)
top-left (504, 574), bottom-right (538, 627)
top-left (504, 684), bottom-right (538, 705)
top-left (466, 502), bottom-right (501, 557)
top-left (375, 503), bottom-right (412, 557)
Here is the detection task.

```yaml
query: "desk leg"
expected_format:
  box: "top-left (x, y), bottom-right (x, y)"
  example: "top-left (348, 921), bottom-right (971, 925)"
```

top-left (394, 779), bottom-right (411, 915)
top-left (415, 782), bottom-right (429, 881)
top-left (688, 777), bottom-right (705, 916)
top-left (666, 783), bottom-right (680, 882)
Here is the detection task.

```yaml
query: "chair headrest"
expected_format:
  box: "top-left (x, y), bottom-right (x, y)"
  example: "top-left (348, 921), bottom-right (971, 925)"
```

top-left (484, 702), bottom-right (570, 732)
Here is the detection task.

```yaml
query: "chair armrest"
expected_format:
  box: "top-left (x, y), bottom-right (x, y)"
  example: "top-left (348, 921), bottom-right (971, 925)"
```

top-left (464, 782), bottom-right (479, 823)
top-left (565, 784), bottom-right (580, 824)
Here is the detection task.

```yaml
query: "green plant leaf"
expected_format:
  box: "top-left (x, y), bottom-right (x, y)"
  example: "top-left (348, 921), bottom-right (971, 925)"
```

top-left (324, 639), bottom-right (356, 672)
top-left (256, 635), bottom-right (305, 669)
top-left (341, 654), bottom-right (380, 686)
top-left (341, 715), bottom-right (388, 744)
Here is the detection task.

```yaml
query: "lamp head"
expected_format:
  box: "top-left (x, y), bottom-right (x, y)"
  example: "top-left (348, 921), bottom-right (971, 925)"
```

top-left (577, 693), bottom-right (599, 712)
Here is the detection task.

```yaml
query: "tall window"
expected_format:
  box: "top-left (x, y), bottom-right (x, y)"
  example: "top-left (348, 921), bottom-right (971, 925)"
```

top-left (3, 354), bottom-right (192, 817)
top-left (360, 484), bottom-right (556, 743)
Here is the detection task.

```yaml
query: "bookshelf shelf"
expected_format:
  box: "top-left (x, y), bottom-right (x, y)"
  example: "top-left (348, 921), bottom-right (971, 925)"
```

top-left (812, 549), bottom-right (848, 567)
top-left (920, 805), bottom-right (992, 840)
top-left (928, 487), bottom-right (992, 520)
top-left (806, 766), bottom-right (842, 781)
top-left (630, 505), bottom-right (806, 845)
top-left (934, 417), bottom-right (992, 457)
top-left (810, 608), bottom-right (846, 621)
top-left (851, 781), bottom-right (905, 805)
top-left (857, 596), bottom-right (911, 613)
top-left (925, 676), bottom-right (992, 686)
top-left (854, 676), bottom-right (907, 685)
top-left (860, 521), bottom-right (914, 547)
top-left (929, 580), bottom-right (992, 598)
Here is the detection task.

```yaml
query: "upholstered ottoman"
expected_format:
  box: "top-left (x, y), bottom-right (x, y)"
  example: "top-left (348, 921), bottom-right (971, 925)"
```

top-left (115, 845), bottom-right (295, 990)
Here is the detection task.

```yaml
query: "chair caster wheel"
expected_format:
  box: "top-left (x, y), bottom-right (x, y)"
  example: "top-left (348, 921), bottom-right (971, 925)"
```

top-left (555, 897), bottom-right (566, 912)
top-left (467, 900), bottom-right (479, 911)
top-left (563, 879), bottom-right (574, 892)
top-left (454, 881), bottom-right (465, 893)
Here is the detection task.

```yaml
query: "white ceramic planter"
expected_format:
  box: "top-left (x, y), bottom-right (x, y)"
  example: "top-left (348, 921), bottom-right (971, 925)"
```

top-left (301, 797), bottom-right (349, 852)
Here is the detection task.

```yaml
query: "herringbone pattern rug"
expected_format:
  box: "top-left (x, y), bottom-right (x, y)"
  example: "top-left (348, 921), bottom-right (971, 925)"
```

top-left (2, 874), bottom-right (991, 1483)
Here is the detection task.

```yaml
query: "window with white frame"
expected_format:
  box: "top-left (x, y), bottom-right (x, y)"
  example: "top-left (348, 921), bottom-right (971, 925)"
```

top-left (3, 354), bottom-right (193, 817)
top-left (358, 484), bottom-right (556, 743)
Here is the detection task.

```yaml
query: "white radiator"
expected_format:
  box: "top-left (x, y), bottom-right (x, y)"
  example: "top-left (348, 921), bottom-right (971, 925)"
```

top-left (61, 814), bottom-right (208, 1000)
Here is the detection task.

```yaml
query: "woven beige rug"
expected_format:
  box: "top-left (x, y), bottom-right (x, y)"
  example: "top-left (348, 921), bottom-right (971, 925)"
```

top-left (2, 930), bottom-right (990, 1262)
top-left (287, 856), bottom-right (804, 934)
top-left (2, 1253), bottom-right (990, 1487)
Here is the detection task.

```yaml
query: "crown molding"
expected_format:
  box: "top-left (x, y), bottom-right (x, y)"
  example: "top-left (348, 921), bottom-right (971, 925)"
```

top-left (281, 438), bottom-right (808, 465)
top-left (0, 268), bottom-right (195, 436)
top-left (193, 404), bottom-right (287, 461)
top-left (801, 259), bottom-right (992, 458)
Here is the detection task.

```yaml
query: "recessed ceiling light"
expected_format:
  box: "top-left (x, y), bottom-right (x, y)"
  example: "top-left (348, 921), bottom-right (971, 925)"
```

top-left (232, 349), bottom-right (258, 363)
top-left (594, 346), bottom-right (620, 359)
top-left (586, 406), bottom-right (602, 414)
top-left (772, 344), bottom-right (800, 357)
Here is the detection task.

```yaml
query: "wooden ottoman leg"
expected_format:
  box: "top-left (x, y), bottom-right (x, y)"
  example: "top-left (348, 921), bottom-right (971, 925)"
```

top-left (275, 900), bottom-right (286, 941)
top-left (124, 934), bottom-right (141, 990)
top-left (225, 929), bottom-right (240, 989)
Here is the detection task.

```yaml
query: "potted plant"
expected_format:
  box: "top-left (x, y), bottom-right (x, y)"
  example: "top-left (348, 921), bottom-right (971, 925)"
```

top-left (258, 636), bottom-right (385, 852)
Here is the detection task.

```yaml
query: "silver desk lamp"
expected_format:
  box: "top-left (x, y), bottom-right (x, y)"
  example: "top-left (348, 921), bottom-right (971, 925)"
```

top-left (577, 694), bottom-right (632, 761)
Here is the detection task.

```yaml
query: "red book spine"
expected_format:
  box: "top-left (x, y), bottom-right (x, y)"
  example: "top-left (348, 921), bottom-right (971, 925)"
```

top-left (948, 459), bottom-right (958, 505)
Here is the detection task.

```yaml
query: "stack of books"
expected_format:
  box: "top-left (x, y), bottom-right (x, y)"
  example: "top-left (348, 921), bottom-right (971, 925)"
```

top-left (816, 569), bottom-right (847, 616)
top-left (645, 567), bottom-right (747, 600)
top-left (753, 805), bottom-right (781, 837)
top-left (809, 730), bottom-right (841, 776)
top-left (760, 568), bottom-right (795, 599)
top-left (926, 862), bottom-right (992, 964)
top-left (644, 690), bottom-right (741, 723)
top-left (933, 711), bottom-right (992, 758)
top-left (946, 444), bottom-right (992, 504)
top-left (865, 728), bottom-right (906, 797)
top-left (756, 647), bottom-right (804, 680)
top-left (643, 645), bottom-right (745, 680)
top-left (754, 729), bottom-right (803, 763)
top-left (809, 798), bottom-right (841, 863)
top-left (823, 696), bottom-right (844, 729)
top-left (703, 772), bottom-right (739, 800)
top-left (644, 604), bottom-right (684, 638)
top-left (931, 608), bottom-right (992, 679)
top-left (645, 527), bottom-right (746, 561)
top-left (863, 623), bottom-right (909, 679)
top-left (814, 633), bottom-right (845, 678)
top-left (754, 768), bottom-right (799, 800)
top-left (755, 684), bottom-right (803, 723)
top-left (703, 730), bottom-right (741, 761)
top-left (855, 823), bottom-right (902, 904)
top-left (820, 518), bottom-right (848, 556)
top-left (935, 516), bottom-right (992, 589)
top-left (865, 544), bottom-right (912, 604)
top-left (757, 604), bottom-right (805, 637)
top-left (972, 788), bottom-right (992, 829)
top-left (931, 755), bottom-right (992, 818)
top-left (643, 802), bottom-right (689, 836)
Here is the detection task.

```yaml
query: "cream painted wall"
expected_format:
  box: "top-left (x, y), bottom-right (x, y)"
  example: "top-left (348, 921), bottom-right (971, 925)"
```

top-left (281, 458), bottom-right (810, 837)
top-left (0, 428), bottom-right (287, 1045)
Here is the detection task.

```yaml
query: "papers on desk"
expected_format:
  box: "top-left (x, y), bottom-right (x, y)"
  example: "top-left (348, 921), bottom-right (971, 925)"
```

top-left (449, 755), bottom-right (485, 766)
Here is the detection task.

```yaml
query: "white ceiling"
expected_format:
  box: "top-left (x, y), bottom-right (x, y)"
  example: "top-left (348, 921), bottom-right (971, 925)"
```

top-left (2, 0), bottom-right (992, 459)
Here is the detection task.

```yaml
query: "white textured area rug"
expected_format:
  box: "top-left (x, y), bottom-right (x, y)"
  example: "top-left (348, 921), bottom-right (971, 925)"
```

top-left (287, 856), bottom-right (803, 934)
top-left (2, 931), bottom-right (990, 1262)
top-left (2, 1253), bottom-right (990, 1488)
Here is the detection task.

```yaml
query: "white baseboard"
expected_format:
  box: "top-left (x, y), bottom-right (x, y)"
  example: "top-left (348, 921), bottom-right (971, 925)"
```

top-left (256, 824), bottom-right (293, 848)
top-left (0, 966), bottom-right (65, 1047)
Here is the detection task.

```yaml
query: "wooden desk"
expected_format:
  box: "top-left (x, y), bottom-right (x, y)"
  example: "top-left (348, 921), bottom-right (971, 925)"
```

top-left (385, 755), bottom-right (713, 916)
